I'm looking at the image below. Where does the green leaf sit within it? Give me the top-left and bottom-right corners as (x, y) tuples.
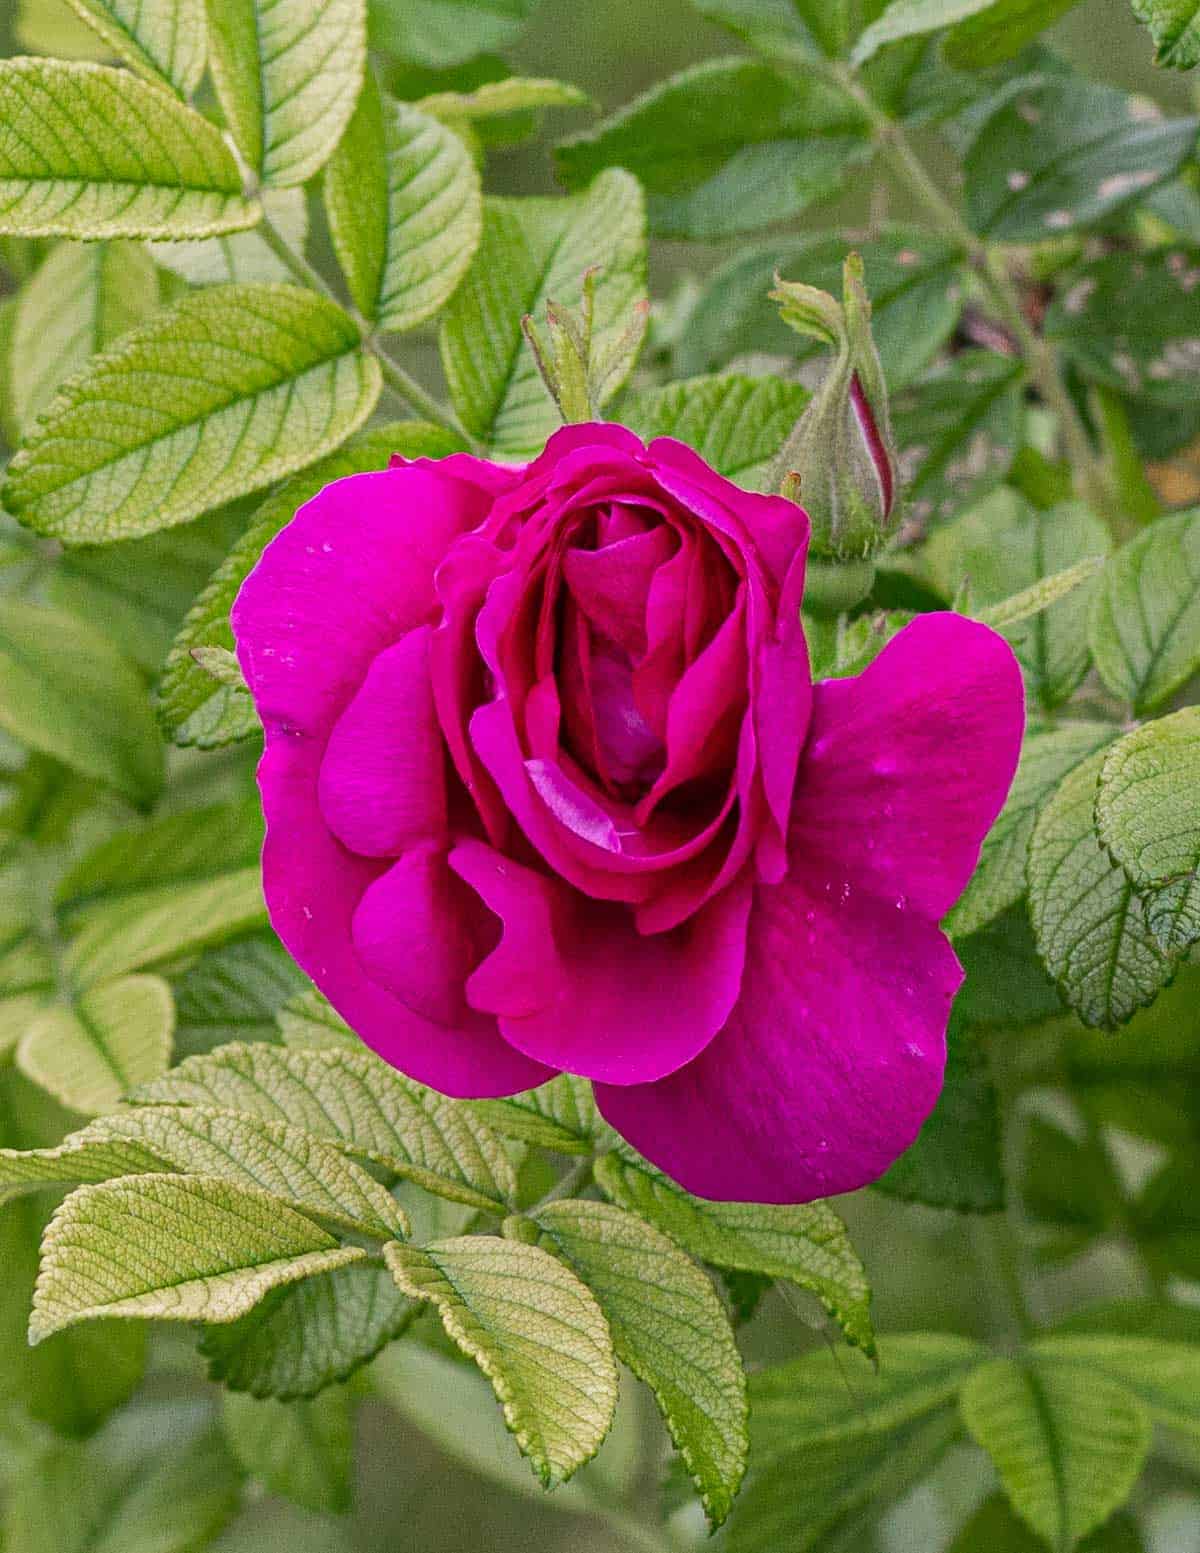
(3, 1401), (243, 1553)
(1022, 1117), (1121, 1264)
(200, 1260), (412, 1398)
(369, 0), (539, 69)
(0, 1063), (147, 1438)
(31, 1173), (367, 1341)
(948, 722), (1119, 939)
(1028, 750), (1172, 1028)
(157, 421), (458, 747)
(687, 0), (852, 60)
(1089, 507), (1200, 712)
(891, 351), (1023, 527)
(1098, 709), (1200, 872)
(876, 1011), (1003, 1212)
(925, 488), (1110, 706)
(955, 904), (1065, 1027)
(555, 59), (868, 239)
(959, 1355), (1152, 1551)
(977, 558), (1107, 634)
(0, 599), (164, 804)
(593, 1151), (873, 1353)
(0, 58), (258, 239)
(727, 1336), (981, 1552)
(170, 935), (305, 1057)
(133, 1042), (517, 1211)
(441, 169), (646, 458)
(942, 0), (1084, 66)
(676, 228), (963, 390)
(149, 186), (308, 287)
(16, 974), (174, 1115)
(0, 1104), (410, 1237)
(14, 0), (112, 59)
(418, 76), (589, 121)
(46, 503), (248, 677)
(964, 76), (1199, 241)
(383, 1235), (618, 1488)
(64, 869), (267, 986)
(1033, 1335), (1200, 1449)
(205, 0), (366, 188)
(66, 0), (207, 95)
(619, 375), (809, 491)
(949, 1497), (1146, 1553)
(325, 78), (482, 331)
(9, 241), (159, 434)
(535, 1197), (747, 1525)
(276, 987), (360, 1049)
(1096, 711), (1200, 951)
(222, 1389), (353, 1513)
(1045, 249), (1200, 409)
(3, 283), (382, 544)
(852, 0), (1000, 65)
(750, 1333), (984, 1451)
(470, 1074), (597, 1155)
(1132, 0), (1200, 66)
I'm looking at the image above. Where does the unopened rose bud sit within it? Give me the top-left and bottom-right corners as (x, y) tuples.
(769, 253), (899, 564)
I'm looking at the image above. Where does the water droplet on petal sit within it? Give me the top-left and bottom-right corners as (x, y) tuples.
(895, 893), (907, 911)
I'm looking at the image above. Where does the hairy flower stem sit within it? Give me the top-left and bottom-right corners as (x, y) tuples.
(255, 211), (480, 451)
(811, 64), (1125, 533)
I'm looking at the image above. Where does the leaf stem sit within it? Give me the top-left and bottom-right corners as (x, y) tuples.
(529, 1157), (595, 1212)
(255, 209), (481, 451)
(814, 63), (1123, 530)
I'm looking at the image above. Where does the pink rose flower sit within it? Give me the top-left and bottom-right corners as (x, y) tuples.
(233, 424), (1023, 1204)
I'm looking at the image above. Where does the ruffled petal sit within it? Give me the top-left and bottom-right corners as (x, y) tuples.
(595, 874), (958, 1202)
(450, 840), (752, 1085)
(234, 459), (548, 1099)
(789, 613), (1024, 919)
(234, 461), (513, 741)
(318, 626), (446, 857)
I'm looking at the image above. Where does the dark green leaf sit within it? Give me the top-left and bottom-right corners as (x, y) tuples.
(1046, 248), (1200, 409)
(555, 60), (869, 239)
(946, 722), (1118, 939)
(369, 0), (539, 69)
(964, 76), (1199, 241)
(1089, 506), (1200, 712)
(876, 1011), (1003, 1211)
(1028, 749), (1173, 1027)
(200, 1261), (413, 1398)
(222, 1389), (353, 1513)
(892, 351), (1023, 528)
(942, 0), (1084, 66)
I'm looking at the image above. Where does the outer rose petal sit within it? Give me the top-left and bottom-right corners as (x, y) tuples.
(595, 876), (958, 1201)
(449, 840), (753, 1085)
(233, 460), (549, 1098)
(319, 626), (447, 856)
(596, 613), (1024, 1202)
(790, 613), (1024, 919)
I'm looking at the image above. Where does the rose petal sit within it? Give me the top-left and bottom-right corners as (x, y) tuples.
(790, 613), (1024, 919)
(596, 874), (958, 1202)
(234, 461), (512, 741)
(234, 458), (548, 1098)
(318, 626), (447, 857)
(450, 840), (753, 1085)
